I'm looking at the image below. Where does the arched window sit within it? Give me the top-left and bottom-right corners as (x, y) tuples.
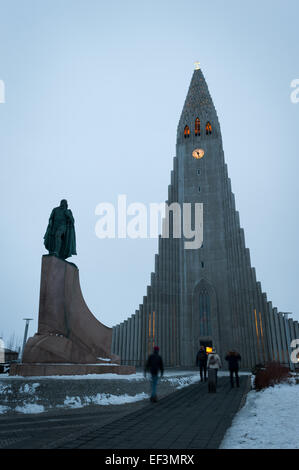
(199, 289), (211, 336)
(195, 118), (200, 136)
(184, 125), (190, 138)
(206, 121), (212, 135)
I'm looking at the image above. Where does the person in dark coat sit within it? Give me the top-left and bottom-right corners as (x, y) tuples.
(144, 346), (164, 402)
(225, 350), (241, 388)
(196, 346), (208, 381)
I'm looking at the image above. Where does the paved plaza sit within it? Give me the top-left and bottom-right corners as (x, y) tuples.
(0, 375), (250, 449)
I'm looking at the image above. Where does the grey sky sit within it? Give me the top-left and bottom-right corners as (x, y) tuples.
(0, 0), (298, 345)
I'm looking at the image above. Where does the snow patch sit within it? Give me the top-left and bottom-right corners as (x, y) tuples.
(62, 392), (149, 409)
(220, 382), (299, 449)
(0, 405), (9, 414)
(19, 383), (40, 394)
(164, 375), (201, 389)
(0, 384), (12, 394)
(15, 403), (45, 414)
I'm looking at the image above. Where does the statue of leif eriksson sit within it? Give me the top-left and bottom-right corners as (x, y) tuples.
(44, 199), (77, 259)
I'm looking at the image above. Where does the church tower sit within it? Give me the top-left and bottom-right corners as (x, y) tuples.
(111, 66), (298, 369)
(176, 66), (231, 365)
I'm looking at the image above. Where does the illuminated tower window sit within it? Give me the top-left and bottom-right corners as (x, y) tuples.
(195, 118), (201, 136)
(206, 121), (212, 135)
(184, 125), (190, 138)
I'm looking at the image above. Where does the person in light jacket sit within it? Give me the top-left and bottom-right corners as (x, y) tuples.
(207, 348), (222, 384)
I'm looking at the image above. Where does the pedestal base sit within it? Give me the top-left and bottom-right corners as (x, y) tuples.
(9, 362), (135, 377)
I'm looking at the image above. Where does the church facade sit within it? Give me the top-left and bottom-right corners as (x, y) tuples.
(111, 67), (299, 369)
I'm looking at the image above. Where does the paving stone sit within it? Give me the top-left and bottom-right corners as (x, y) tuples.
(55, 376), (250, 449)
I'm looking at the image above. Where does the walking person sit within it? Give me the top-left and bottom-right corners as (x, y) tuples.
(225, 350), (241, 388)
(144, 346), (164, 402)
(207, 348), (222, 392)
(196, 346), (208, 381)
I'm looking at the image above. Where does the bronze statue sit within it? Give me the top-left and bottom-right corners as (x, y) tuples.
(44, 199), (77, 259)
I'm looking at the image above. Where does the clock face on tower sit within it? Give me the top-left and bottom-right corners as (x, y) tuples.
(192, 148), (205, 159)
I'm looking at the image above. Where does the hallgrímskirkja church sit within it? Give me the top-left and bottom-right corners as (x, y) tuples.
(111, 66), (298, 369)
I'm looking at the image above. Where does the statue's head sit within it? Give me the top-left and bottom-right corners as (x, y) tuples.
(60, 199), (68, 209)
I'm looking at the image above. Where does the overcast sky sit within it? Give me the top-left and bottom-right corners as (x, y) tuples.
(0, 0), (298, 346)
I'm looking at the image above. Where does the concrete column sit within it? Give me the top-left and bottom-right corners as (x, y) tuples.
(168, 211), (173, 366)
(133, 312), (138, 366)
(245, 250), (258, 367)
(119, 322), (124, 364)
(283, 314), (293, 370)
(151, 273), (156, 350)
(278, 313), (288, 365)
(229, 194), (242, 356)
(156, 254), (163, 355)
(131, 314), (136, 364)
(238, 228), (251, 368)
(173, 158), (180, 365)
(139, 304), (145, 365)
(123, 320), (128, 365)
(112, 325), (117, 356)
(174, 237), (180, 366)
(273, 308), (283, 363)
(267, 302), (278, 362)
(129, 314), (135, 365)
(111, 326), (116, 355)
(138, 309), (143, 366)
(289, 319), (296, 342)
(135, 310), (140, 365)
(144, 295), (150, 359)
(251, 269), (262, 364)
(167, 228), (173, 366)
(117, 324), (121, 357)
(235, 217), (249, 367)
(225, 185), (237, 353)
(161, 237), (168, 365)
(164, 236), (170, 367)
(147, 286), (153, 355)
(262, 293), (272, 362)
(150, 275), (156, 349)
(128, 318), (132, 364)
(126, 318), (131, 364)
(256, 282), (267, 363)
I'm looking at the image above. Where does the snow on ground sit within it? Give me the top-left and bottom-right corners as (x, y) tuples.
(220, 381), (299, 449)
(14, 403), (45, 414)
(0, 370), (248, 381)
(0, 370), (200, 381)
(0, 370), (249, 415)
(62, 392), (149, 409)
(0, 370), (205, 415)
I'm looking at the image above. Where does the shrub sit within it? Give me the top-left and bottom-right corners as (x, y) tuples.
(254, 361), (290, 391)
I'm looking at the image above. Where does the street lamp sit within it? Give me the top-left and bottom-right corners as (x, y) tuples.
(20, 318), (33, 362)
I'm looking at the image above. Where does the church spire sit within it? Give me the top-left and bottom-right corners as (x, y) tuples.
(177, 66), (220, 144)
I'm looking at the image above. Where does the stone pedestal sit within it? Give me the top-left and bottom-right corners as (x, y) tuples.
(9, 363), (136, 377)
(10, 255), (134, 376)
